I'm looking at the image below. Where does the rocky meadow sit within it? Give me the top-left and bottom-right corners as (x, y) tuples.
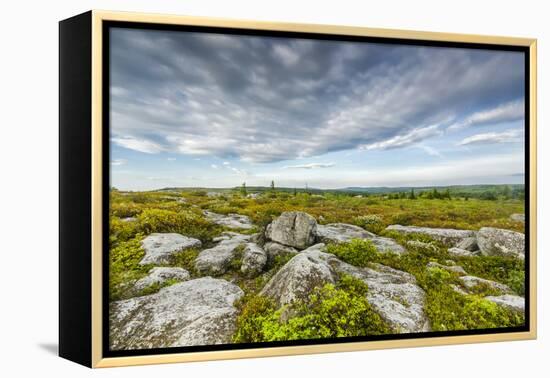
(108, 186), (526, 350)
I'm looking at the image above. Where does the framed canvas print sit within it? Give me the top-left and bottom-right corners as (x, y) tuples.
(59, 10), (537, 368)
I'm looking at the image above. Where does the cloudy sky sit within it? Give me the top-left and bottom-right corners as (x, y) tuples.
(109, 27), (525, 190)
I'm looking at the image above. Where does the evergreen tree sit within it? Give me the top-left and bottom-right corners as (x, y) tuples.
(409, 188), (416, 200)
(240, 182), (247, 196)
(270, 180), (275, 191)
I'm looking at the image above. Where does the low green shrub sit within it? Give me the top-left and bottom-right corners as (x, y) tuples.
(233, 275), (390, 342)
(109, 235), (149, 301)
(353, 214), (384, 234)
(327, 239), (380, 267)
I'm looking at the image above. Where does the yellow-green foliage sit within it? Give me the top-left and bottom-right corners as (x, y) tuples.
(109, 235), (149, 301)
(233, 275), (390, 342)
(325, 239), (525, 331)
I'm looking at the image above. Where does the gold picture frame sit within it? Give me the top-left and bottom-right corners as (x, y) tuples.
(59, 9), (537, 368)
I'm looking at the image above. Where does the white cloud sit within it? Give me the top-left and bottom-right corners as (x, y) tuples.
(458, 128), (523, 146)
(110, 159), (127, 166)
(166, 157), (176, 161)
(223, 161), (230, 165)
(284, 162), (335, 169)
(362, 125), (442, 151)
(112, 136), (164, 154)
(210, 164), (219, 169)
(272, 44), (299, 66)
(417, 145), (442, 157)
(450, 100), (524, 130)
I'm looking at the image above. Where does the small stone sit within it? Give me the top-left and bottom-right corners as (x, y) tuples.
(427, 261), (467, 275)
(133, 267), (190, 292)
(485, 295), (525, 313)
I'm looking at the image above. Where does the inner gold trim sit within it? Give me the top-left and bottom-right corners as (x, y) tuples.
(90, 9), (537, 368)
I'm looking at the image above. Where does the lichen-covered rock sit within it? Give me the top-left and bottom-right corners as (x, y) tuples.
(203, 210), (253, 229)
(265, 211), (318, 249)
(260, 248), (337, 306)
(133, 267), (190, 292)
(316, 223), (375, 243)
(263, 242), (299, 263)
(241, 243), (267, 277)
(385, 225), (475, 246)
(370, 237), (407, 255)
(426, 261), (466, 275)
(509, 213), (525, 223)
(139, 233), (202, 265)
(476, 227), (525, 259)
(447, 247), (480, 257)
(485, 295), (525, 313)
(406, 240), (438, 253)
(261, 245), (428, 333)
(459, 276), (513, 294)
(195, 233), (249, 275)
(109, 277), (244, 350)
(337, 262), (428, 333)
(455, 237), (479, 252)
(316, 223), (405, 254)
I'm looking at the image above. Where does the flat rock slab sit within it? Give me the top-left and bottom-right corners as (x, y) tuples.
(476, 227), (525, 260)
(133, 267), (190, 292)
(195, 233), (251, 275)
(266, 211), (318, 249)
(485, 295), (525, 313)
(317, 223), (405, 255)
(204, 211), (253, 229)
(386, 225), (475, 246)
(109, 277), (244, 350)
(459, 275), (512, 294)
(140, 233), (202, 265)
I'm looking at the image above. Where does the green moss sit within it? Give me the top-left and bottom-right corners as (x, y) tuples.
(327, 239), (380, 267)
(233, 275), (390, 343)
(172, 248), (200, 277)
(109, 235), (149, 301)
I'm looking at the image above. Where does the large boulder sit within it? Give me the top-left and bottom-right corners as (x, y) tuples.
(316, 223), (375, 243)
(485, 295), (525, 313)
(139, 233), (202, 265)
(337, 262), (428, 333)
(133, 267), (190, 292)
(260, 244), (428, 333)
(476, 227), (525, 259)
(263, 242), (299, 264)
(195, 233), (251, 275)
(385, 225), (475, 246)
(455, 237), (479, 252)
(316, 223), (405, 255)
(260, 245), (337, 306)
(109, 277), (244, 350)
(265, 211), (318, 249)
(203, 210), (253, 229)
(241, 243), (268, 277)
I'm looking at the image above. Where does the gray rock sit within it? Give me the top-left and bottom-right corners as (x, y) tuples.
(338, 262), (428, 333)
(406, 240), (438, 253)
(316, 223), (376, 243)
(385, 225), (475, 246)
(109, 277), (244, 350)
(261, 246), (428, 333)
(241, 243), (267, 277)
(459, 276), (512, 294)
(485, 295), (525, 313)
(426, 261), (466, 275)
(263, 242), (299, 263)
(509, 213), (525, 223)
(212, 231), (252, 243)
(204, 210), (253, 230)
(316, 223), (405, 255)
(455, 237), (479, 252)
(265, 211), (318, 249)
(140, 233), (202, 265)
(195, 234), (248, 275)
(133, 267), (190, 292)
(447, 247), (480, 257)
(477, 227), (525, 259)
(260, 248), (337, 306)
(370, 237), (407, 255)
(121, 217), (137, 222)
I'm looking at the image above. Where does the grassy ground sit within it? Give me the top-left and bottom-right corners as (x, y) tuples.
(108, 188), (525, 337)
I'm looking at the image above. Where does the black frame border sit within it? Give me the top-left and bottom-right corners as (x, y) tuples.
(101, 20), (531, 359)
